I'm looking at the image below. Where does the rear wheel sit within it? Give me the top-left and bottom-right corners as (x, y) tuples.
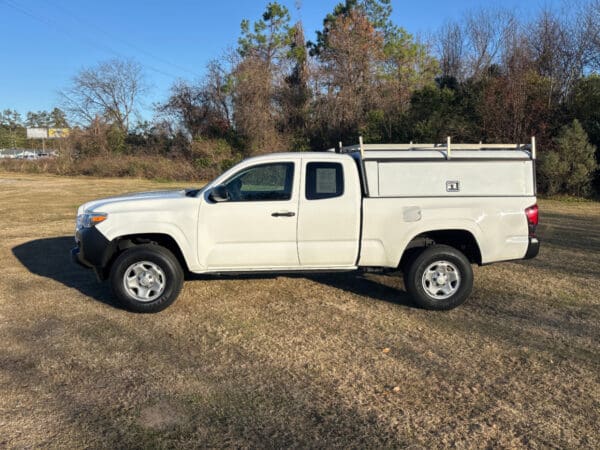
(404, 244), (473, 310)
(109, 245), (183, 313)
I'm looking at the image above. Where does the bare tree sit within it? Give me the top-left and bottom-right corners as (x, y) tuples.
(571, 0), (600, 80)
(233, 2), (294, 154)
(204, 60), (233, 127)
(233, 54), (281, 153)
(435, 8), (517, 81)
(588, 0), (600, 70)
(528, 2), (599, 101)
(464, 8), (515, 79)
(313, 9), (385, 141)
(158, 59), (233, 140)
(61, 58), (147, 131)
(437, 21), (466, 81)
(279, 21), (311, 148)
(530, 9), (565, 78)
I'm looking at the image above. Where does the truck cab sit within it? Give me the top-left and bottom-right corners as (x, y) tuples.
(198, 152), (361, 271)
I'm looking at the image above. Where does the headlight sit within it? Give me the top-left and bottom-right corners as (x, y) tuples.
(76, 212), (108, 230)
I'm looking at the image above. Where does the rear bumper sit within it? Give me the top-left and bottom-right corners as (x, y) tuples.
(524, 236), (540, 260)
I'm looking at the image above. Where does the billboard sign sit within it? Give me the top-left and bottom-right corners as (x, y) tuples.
(48, 128), (70, 139)
(26, 128), (70, 139)
(26, 128), (48, 139)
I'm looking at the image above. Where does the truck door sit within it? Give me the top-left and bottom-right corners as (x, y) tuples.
(297, 158), (361, 267)
(199, 160), (300, 270)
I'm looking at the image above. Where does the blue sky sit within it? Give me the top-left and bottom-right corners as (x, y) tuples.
(0, 0), (563, 120)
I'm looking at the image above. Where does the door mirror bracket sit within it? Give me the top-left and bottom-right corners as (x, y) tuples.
(209, 184), (230, 202)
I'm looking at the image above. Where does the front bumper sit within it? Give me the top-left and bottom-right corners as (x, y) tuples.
(71, 246), (93, 268)
(71, 227), (115, 278)
(524, 236), (540, 259)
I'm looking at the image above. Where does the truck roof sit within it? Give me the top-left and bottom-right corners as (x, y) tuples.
(240, 151), (351, 163)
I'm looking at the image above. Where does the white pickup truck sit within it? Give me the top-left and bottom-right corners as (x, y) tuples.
(72, 139), (540, 312)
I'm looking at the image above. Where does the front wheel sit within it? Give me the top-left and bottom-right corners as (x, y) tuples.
(404, 244), (473, 310)
(109, 245), (184, 313)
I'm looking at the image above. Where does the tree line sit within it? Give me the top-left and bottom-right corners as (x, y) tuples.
(1, 0), (599, 196)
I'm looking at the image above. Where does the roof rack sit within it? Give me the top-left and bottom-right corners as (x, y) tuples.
(338, 136), (536, 160)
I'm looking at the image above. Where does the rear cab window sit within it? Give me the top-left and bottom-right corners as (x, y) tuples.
(306, 162), (344, 200)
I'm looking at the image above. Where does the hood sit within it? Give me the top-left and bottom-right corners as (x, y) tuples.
(78, 189), (194, 214)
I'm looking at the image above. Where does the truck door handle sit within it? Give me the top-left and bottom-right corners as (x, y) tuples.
(271, 211), (296, 217)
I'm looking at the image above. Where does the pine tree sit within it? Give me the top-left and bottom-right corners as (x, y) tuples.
(540, 119), (597, 196)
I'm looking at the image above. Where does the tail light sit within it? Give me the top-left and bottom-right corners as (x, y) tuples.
(525, 204), (538, 236)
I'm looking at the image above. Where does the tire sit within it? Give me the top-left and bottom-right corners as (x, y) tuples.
(403, 244), (473, 310)
(109, 244), (184, 313)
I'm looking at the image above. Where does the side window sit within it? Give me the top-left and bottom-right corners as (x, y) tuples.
(224, 162), (294, 201)
(306, 162), (344, 200)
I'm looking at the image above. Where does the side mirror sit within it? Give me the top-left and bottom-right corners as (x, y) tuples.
(209, 184), (230, 202)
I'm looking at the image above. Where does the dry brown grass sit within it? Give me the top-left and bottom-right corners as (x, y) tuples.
(0, 155), (204, 182)
(0, 172), (598, 448)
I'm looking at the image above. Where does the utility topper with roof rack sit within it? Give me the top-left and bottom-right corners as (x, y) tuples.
(72, 137), (540, 312)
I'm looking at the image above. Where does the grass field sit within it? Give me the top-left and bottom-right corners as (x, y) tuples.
(1, 172), (599, 448)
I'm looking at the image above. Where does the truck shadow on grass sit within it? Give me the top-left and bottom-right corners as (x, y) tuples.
(13, 236), (414, 310)
(189, 271), (415, 307)
(12, 236), (116, 308)
(306, 272), (414, 307)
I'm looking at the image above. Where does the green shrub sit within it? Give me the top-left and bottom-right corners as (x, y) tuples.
(539, 120), (598, 197)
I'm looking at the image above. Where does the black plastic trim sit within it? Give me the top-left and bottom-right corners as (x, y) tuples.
(207, 268), (358, 276)
(362, 157), (533, 163)
(354, 197), (365, 266)
(349, 152), (369, 197)
(72, 227), (115, 271)
(524, 237), (540, 259)
(369, 195), (535, 199)
(71, 246), (92, 268)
